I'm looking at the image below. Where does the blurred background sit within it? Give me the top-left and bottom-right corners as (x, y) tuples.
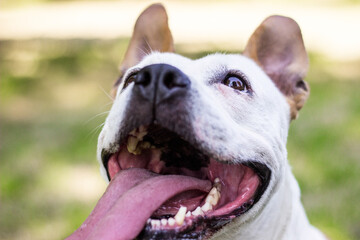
(0, 0), (359, 239)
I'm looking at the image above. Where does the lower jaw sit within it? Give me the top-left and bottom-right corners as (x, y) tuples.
(139, 199), (255, 240)
(106, 157), (266, 239)
(139, 179), (258, 239)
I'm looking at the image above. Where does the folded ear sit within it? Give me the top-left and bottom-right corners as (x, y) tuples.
(244, 16), (309, 120)
(113, 4), (174, 94)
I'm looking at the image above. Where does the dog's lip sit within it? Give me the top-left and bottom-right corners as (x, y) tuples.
(100, 125), (271, 239)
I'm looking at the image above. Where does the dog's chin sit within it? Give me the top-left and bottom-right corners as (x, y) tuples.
(100, 124), (271, 239)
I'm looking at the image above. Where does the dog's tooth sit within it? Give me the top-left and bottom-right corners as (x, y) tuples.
(211, 193), (220, 206)
(209, 187), (218, 196)
(205, 195), (215, 205)
(186, 211), (191, 218)
(214, 180), (222, 193)
(129, 128), (137, 136)
(137, 131), (147, 140)
(161, 219), (168, 226)
(127, 136), (139, 154)
(129, 125), (148, 140)
(151, 220), (160, 228)
(201, 202), (213, 212)
(139, 125), (147, 135)
(174, 206), (187, 226)
(192, 206), (204, 216)
(213, 178), (222, 193)
(140, 141), (151, 149)
(206, 187), (220, 206)
(168, 217), (175, 226)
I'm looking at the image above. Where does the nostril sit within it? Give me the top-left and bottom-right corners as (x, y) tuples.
(135, 71), (151, 87)
(163, 72), (176, 89)
(163, 72), (189, 90)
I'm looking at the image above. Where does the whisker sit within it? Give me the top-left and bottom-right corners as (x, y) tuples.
(84, 111), (110, 125)
(144, 38), (154, 53)
(98, 85), (114, 101)
(137, 46), (150, 57)
(87, 122), (105, 140)
(103, 101), (114, 107)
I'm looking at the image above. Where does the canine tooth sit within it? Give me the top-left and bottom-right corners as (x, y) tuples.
(206, 187), (220, 206)
(213, 178), (222, 193)
(174, 206), (187, 225)
(206, 195), (214, 204)
(127, 136), (139, 153)
(168, 217), (175, 226)
(201, 202), (213, 212)
(161, 219), (168, 226)
(208, 194), (219, 206)
(192, 206), (204, 216)
(186, 211), (191, 218)
(209, 187), (218, 196)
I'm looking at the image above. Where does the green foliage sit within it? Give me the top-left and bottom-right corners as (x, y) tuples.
(0, 39), (359, 240)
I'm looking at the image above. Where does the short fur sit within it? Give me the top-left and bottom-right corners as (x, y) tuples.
(96, 4), (326, 240)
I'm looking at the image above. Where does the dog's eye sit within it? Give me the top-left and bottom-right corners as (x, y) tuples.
(123, 73), (137, 89)
(222, 75), (247, 91)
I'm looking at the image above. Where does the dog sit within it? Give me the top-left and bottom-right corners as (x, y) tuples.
(67, 4), (327, 240)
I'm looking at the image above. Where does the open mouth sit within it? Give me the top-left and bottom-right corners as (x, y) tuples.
(101, 124), (271, 239)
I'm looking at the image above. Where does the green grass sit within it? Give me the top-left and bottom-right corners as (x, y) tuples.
(0, 39), (359, 240)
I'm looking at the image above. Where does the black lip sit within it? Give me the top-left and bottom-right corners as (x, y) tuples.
(244, 162), (271, 204)
(101, 149), (114, 181)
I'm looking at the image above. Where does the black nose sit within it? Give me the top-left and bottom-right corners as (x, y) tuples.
(133, 64), (190, 105)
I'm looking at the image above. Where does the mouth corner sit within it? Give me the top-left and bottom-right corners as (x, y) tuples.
(100, 124), (271, 239)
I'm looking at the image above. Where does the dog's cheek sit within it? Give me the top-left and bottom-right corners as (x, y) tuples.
(212, 84), (253, 120)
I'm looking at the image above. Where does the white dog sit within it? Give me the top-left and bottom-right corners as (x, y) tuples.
(68, 4), (327, 240)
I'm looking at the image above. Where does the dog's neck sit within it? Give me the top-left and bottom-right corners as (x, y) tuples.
(212, 163), (325, 240)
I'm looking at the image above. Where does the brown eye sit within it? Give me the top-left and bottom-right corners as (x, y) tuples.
(222, 75), (247, 91)
(123, 73), (137, 89)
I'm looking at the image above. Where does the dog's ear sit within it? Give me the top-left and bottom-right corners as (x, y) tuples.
(244, 16), (309, 120)
(113, 4), (174, 95)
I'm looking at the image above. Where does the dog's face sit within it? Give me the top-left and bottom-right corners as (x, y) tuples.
(68, 4), (309, 240)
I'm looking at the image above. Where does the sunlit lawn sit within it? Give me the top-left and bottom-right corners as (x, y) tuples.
(0, 39), (359, 240)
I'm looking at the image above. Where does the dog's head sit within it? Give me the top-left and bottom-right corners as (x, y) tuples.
(70, 4), (309, 240)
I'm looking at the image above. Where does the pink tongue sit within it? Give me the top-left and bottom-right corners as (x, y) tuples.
(67, 168), (211, 240)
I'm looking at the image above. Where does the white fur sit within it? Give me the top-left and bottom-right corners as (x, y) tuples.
(97, 52), (327, 240)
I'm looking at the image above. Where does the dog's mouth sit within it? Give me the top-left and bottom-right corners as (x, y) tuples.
(99, 124), (271, 239)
